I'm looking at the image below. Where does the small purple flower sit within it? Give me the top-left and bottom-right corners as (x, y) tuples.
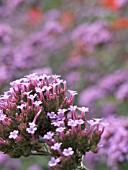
(9, 130), (19, 139)
(48, 157), (61, 167)
(78, 107), (89, 112)
(76, 119), (84, 125)
(51, 142), (62, 150)
(67, 119), (77, 127)
(58, 109), (67, 114)
(43, 131), (54, 140)
(56, 127), (66, 133)
(26, 126), (37, 134)
(47, 112), (57, 119)
(26, 122), (37, 134)
(69, 105), (77, 111)
(87, 118), (103, 126)
(63, 147), (74, 156)
(57, 111), (65, 121)
(51, 120), (64, 127)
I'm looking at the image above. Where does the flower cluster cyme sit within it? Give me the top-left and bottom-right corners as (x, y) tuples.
(98, 115), (128, 170)
(0, 73), (105, 169)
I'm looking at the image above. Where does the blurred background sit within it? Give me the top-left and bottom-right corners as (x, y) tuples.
(0, 0), (128, 170)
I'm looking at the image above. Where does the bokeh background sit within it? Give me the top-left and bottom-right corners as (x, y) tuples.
(0, 0), (128, 170)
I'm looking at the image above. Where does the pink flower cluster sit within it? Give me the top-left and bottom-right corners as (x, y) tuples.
(0, 73), (70, 157)
(42, 106), (105, 169)
(0, 73), (105, 169)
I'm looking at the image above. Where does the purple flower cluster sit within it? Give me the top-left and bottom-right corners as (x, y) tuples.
(99, 70), (128, 92)
(78, 69), (128, 115)
(98, 115), (128, 170)
(0, 73), (105, 170)
(42, 106), (105, 169)
(72, 21), (112, 52)
(0, 73), (71, 157)
(115, 83), (128, 101)
(79, 86), (105, 106)
(0, 6), (66, 90)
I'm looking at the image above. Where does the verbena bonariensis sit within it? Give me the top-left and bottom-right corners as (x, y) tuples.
(97, 115), (128, 170)
(0, 73), (106, 170)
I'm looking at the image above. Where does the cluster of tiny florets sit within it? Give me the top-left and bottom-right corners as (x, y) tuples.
(0, 73), (73, 157)
(98, 115), (128, 170)
(0, 73), (105, 170)
(43, 106), (106, 170)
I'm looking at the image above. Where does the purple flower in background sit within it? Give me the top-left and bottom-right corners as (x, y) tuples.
(99, 70), (128, 92)
(65, 71), (81, 87)
(78, 86), (105, 105)
(44, 21), (64, 34)
(45, 9), (60, 21)
(0, 152), (21, 169)
(72, 21), (111, 51)
(101, 103), (117, 116)
(27, 164), (42, 170)
(0, 23), (12, 44)
(5, 158), (21, 170)
(115, 83), (128, 101)
(0, 152), (9, 164)
(97, 115), (128, 170)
